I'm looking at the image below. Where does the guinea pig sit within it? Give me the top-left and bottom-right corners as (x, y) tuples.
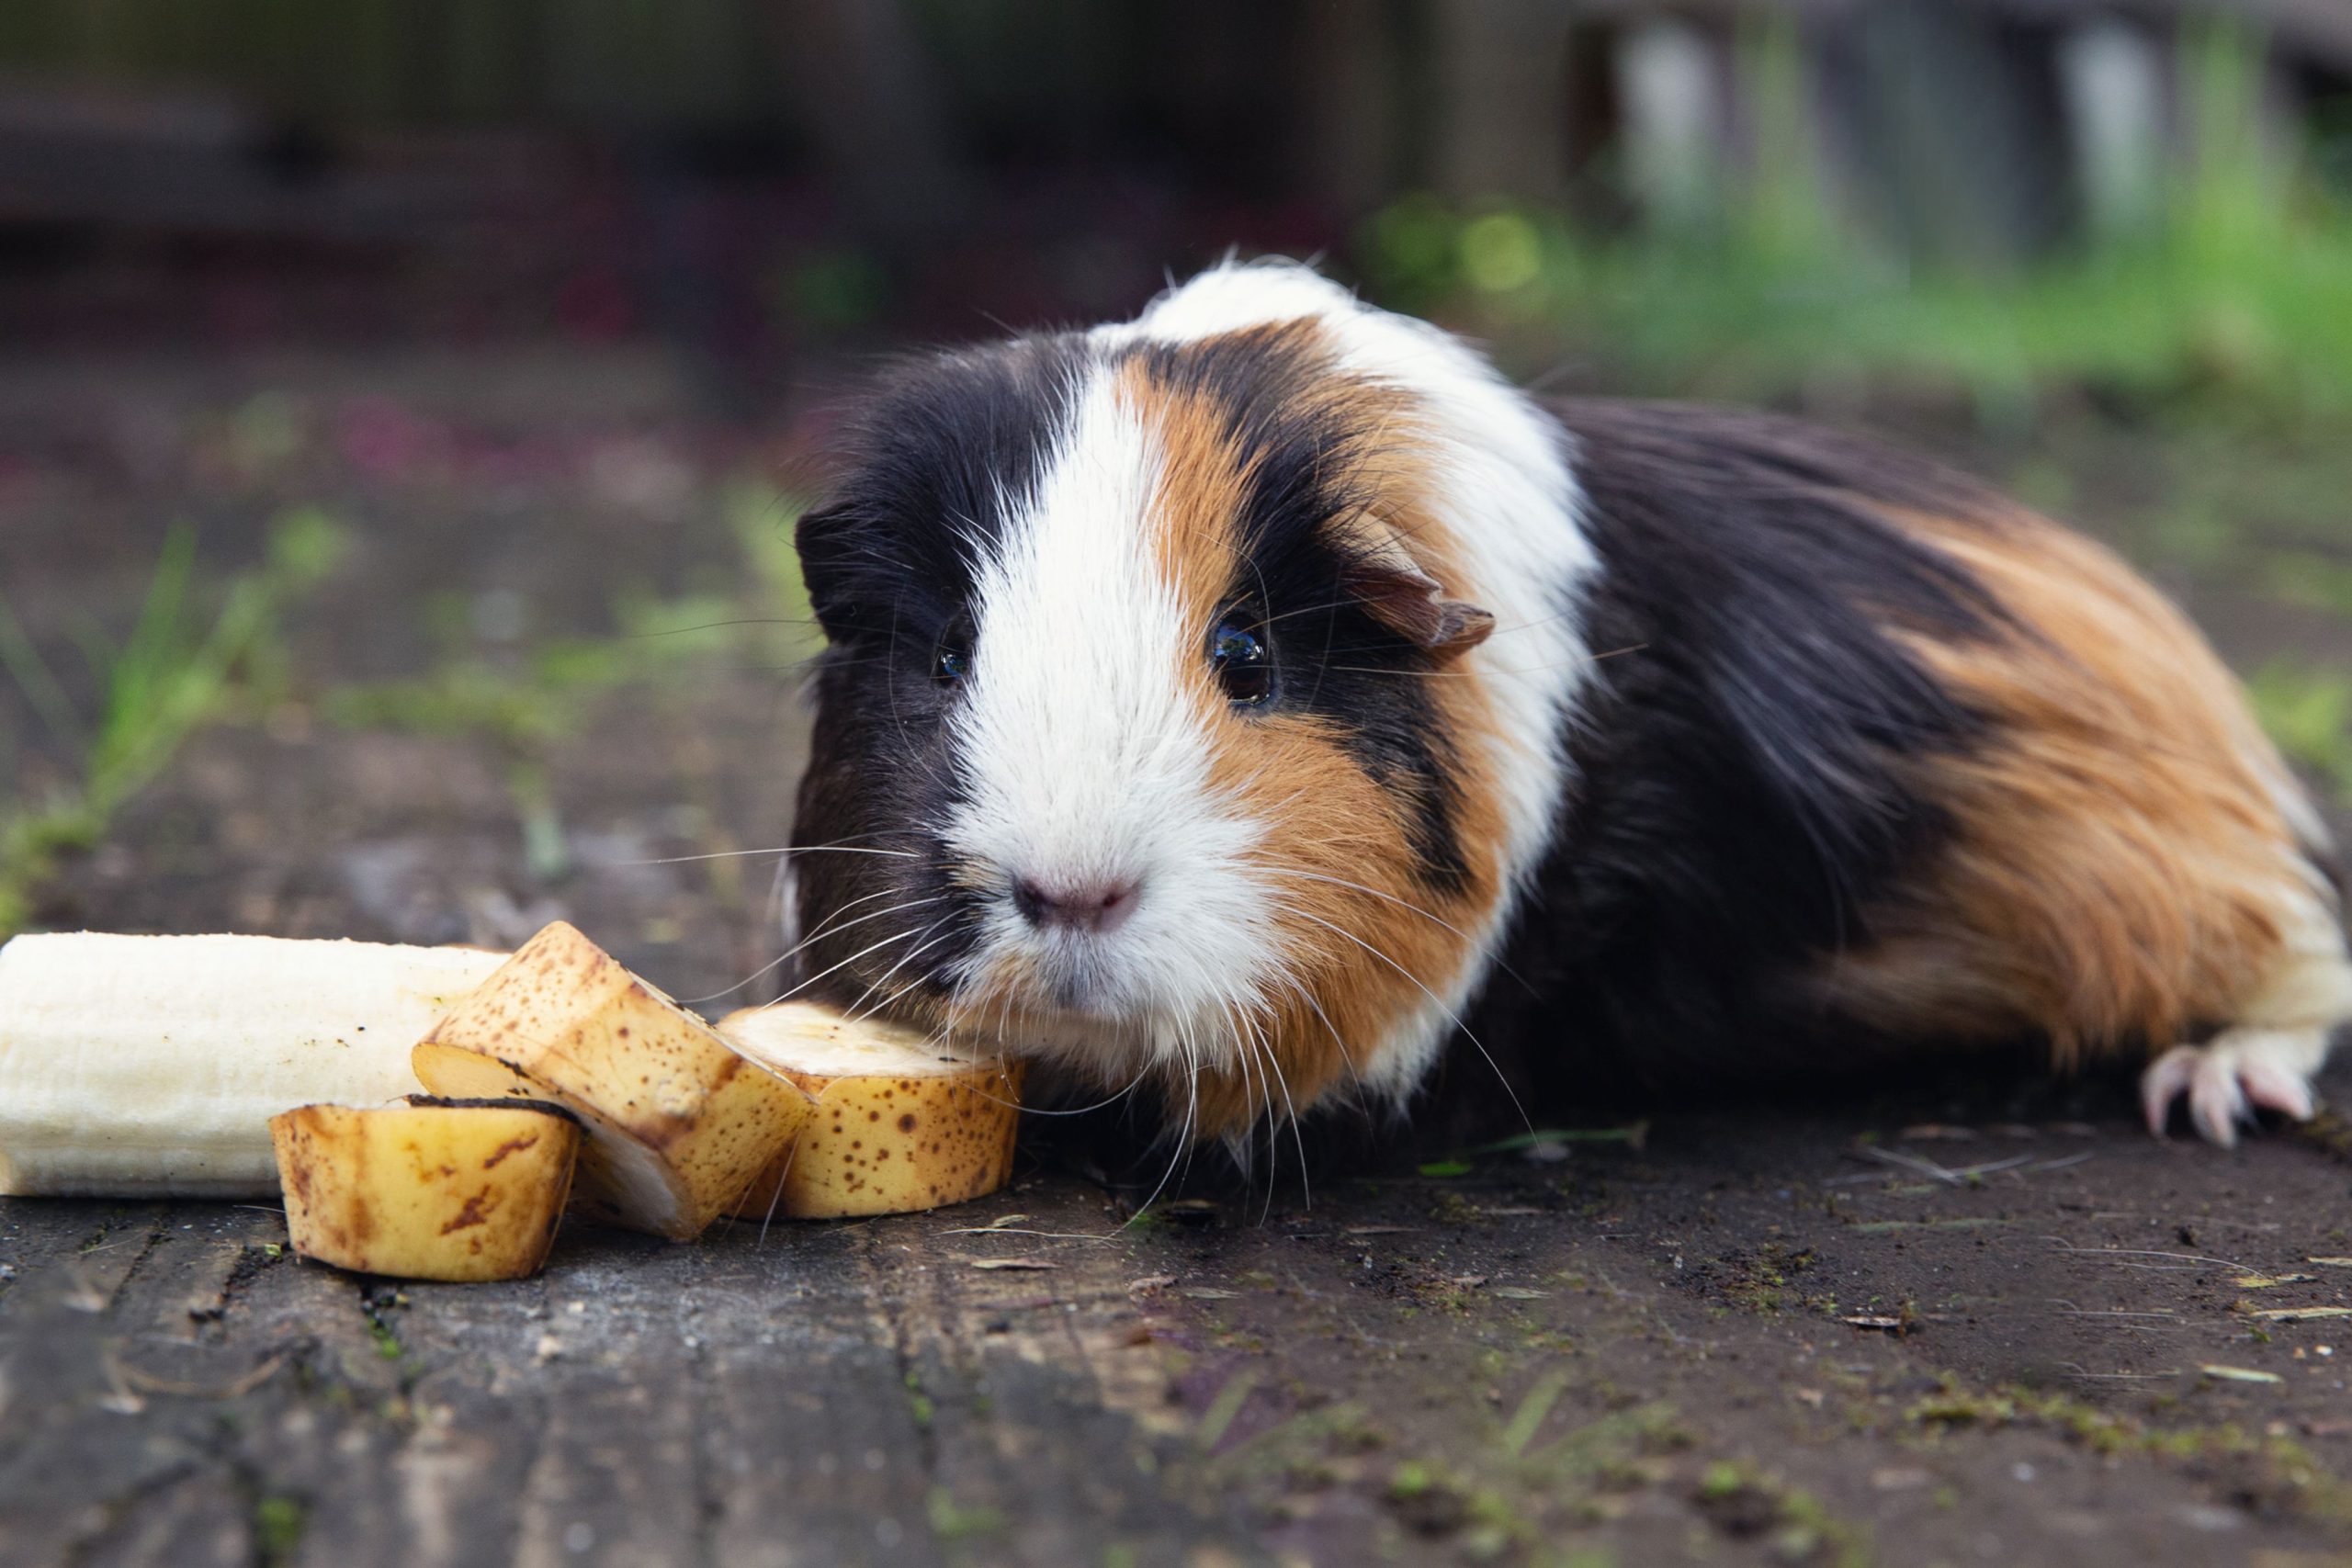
(782, 257), (2352, 1152)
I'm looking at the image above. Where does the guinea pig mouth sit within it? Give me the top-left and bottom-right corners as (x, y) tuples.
(949, 988), (1164, 1067)
(955, 932), (1148, 1027)
(1028, 953), (1127, 1016)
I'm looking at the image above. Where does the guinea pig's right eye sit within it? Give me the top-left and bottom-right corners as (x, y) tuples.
(933, 637), (972, 685)
(1208, 616), (1274, 706)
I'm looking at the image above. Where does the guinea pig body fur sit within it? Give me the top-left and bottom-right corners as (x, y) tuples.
(788, 258), (2352, 1149)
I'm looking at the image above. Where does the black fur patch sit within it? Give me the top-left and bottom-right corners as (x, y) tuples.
(1471, 400), (2013, 1102)
(790, 336), (1092, 1002)
(797, 337), (1091, 640)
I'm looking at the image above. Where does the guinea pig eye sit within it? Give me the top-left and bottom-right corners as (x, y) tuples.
(1207, 617), (1274, 706)
(933, 636), (972, 685)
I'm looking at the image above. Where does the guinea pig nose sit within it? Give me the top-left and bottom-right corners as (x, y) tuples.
(1012, 876), (1142, 935)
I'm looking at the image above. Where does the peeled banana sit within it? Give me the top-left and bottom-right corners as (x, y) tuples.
(0, 932), (507, 1197)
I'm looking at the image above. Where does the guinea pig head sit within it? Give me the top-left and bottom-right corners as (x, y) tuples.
(788, 265), (1579, 1140)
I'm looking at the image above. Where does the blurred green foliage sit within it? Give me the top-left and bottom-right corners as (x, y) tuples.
(318, 479), (816, 879)
(0, 479), (818, 929)
(321, 479), (816, 752)
(0, 509), (350, 934)
(319, 588), (744, 750)
(1356, 20), (2352, 426)
(2248, 663), (2352, 806)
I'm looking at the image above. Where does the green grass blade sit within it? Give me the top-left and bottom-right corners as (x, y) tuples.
(0, 592), (87, 753)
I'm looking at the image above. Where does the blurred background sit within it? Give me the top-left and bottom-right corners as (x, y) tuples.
(4, 0), (2351, 989)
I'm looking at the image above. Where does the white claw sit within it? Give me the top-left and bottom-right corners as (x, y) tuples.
(2140, 1030), (2328, 1147)
(2240, 1056), (2318, 1122)
(2188, 1064), (2248, 1148)
(2141, 1046), (2200, 1137)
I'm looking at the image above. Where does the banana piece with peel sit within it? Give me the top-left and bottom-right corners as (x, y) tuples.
(718, 1002), (1025, 1221)
(272, 1097), (582, 1282)
(412, 921), (817, 1239)
(0, 932), (508, 1198)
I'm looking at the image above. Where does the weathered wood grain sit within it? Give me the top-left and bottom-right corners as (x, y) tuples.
(70, 1469), (252, 1568)
(9, 1085), (2352, 1566)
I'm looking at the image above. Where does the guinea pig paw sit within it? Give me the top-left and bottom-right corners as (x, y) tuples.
(2140, 1033), (2323, 1146)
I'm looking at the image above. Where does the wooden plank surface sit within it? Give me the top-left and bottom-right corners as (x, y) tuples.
(10, 1091), (2352, 1566)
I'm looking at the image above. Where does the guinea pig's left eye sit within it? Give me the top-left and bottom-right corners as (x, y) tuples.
(1207, 617), (1274, 706)
(933, 630), (972, 685)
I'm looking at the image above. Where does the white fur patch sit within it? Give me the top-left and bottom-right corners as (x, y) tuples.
(941, 365), (1288, 1074)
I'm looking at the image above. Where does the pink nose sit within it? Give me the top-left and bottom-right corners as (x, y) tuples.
(1012, 876), (1141, 935)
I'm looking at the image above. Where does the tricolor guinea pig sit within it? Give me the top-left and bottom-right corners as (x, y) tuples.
(784, 258), (2352, 1151)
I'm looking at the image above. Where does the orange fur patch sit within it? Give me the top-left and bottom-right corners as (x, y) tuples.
(1117, 338), (1510, 1137)
(1818, 504), (2319, 1064)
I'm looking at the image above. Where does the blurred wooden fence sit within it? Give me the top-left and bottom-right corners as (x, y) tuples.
(0, 0), (2346, 262)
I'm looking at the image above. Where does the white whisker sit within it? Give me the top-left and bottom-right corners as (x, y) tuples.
(1285, 906), (1532, 1137)
(1128, 1020), (1200, 1224)
(841, 917), (957, 1026)
(680, 891), (941, 1006)
(624, 843), (918, 867)
(752, 923), (933, 1013)
(1266, 863), (1539, 998)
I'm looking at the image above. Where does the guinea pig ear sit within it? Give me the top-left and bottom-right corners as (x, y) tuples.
(792, 502), (859, 634)
(1336, 525), (1495, 660)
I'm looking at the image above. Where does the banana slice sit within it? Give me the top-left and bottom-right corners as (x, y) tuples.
(717, 1003), (1024, 1221)
(412, 922), (814, 1239)
(271, 1098), (580, 1282)
(0, 932), (507, 1198)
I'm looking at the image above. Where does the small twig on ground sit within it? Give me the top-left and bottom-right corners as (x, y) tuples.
(2045, 1240), (2264, 1273)
(939, 1225), (1118, 1240)
(1853, 1145), (2038, 1184)
(111, 1354), (285, 1400)
(2059, 1363), (2181, 1382)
